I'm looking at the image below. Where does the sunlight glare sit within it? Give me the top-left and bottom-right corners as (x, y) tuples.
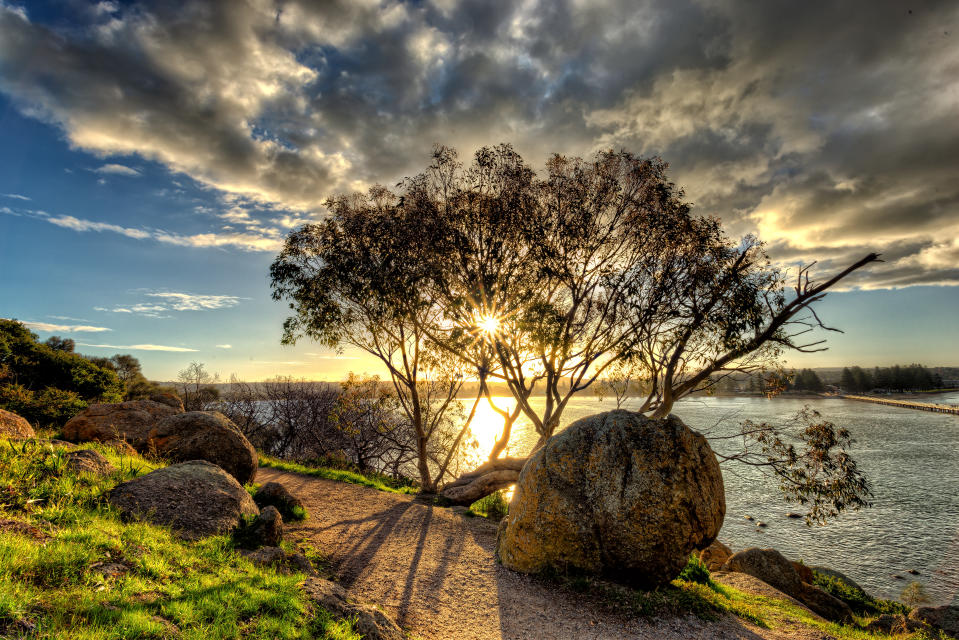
(477, 314), (500, 335)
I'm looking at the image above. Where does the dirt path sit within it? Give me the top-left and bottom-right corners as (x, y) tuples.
(258, 468), (821, 640)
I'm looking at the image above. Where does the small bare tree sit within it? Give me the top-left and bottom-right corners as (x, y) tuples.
(176, 361), (219, 411)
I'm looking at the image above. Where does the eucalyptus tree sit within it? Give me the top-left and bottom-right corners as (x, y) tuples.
(400, 145), (878, 509)
(270, 187), (477, 492)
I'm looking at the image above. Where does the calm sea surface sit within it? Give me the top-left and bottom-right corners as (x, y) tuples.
(475, 394), (959, 606)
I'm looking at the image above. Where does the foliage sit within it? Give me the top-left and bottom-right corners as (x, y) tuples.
(900, 581), (930, 607)
(270, 187), (477, 491)
(711, 407), (873, 524)
(790, 369), (824, 392)
(469, 490), (509, 519)
(0, 320), (124, 429)
(0, 439), (357, 639)
(0, 319), (123, 403)
(0, 383), (88, 431)
(840, 364), (944, 393)
(677, 553), (711, 585)
(811, 570), (909, 616)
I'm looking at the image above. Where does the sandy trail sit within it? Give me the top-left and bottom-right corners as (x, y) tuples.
(257, 467), (823, 640)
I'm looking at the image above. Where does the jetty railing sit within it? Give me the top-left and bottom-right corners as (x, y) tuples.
(840, 394), (959, 415)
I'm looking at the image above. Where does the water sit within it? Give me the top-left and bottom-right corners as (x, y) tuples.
(476, 394), (959, 606)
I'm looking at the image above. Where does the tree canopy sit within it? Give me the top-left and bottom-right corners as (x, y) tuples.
(271, 144), (878, 513)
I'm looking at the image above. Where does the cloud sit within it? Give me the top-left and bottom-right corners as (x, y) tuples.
(45, 214), (151, 240)
(13, 207), (282, 252)
(77, 342), (198, 352)
(15, 320), (112, 333)
(1, 193), (29, 200)
(94, 163), (140, 176)
(0, 0), (957, 288)
(216, 344), (232, 349)
(48, 315), (89, 322)
(145, 292), (244, 311)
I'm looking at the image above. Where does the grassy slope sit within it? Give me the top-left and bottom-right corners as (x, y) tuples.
(0, 440), (359, 640)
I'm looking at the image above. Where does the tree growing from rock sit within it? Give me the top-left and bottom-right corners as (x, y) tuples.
(271, 144), (879, 517)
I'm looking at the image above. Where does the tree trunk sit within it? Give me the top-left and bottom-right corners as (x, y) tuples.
(440, 456), (528, 505)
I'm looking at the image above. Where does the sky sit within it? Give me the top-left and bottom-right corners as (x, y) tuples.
(0, 0), (957, 381)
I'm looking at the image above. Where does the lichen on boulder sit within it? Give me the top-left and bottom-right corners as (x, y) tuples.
(0, 408), (35, 439)
(145, 411), (258, 484)
(108, 460), (258, 540)
(62, 400), (180, 446)
(496, 410), (725, 587)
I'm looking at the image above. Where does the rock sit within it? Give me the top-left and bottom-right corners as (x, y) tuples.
(710, 571), (809, 610)
(237, 505), (283, 548)
(90, 561), (129, 578)
(451, 505), (470, 516)
(302, 577), (404, 640)
(698, 540), (733, 571)
(254, 482), (306, 520)
(149, 392), (184, 412)
(0, 408), (34, 438)
(798, 581), (854, 623)
(744, 515), (754, 521)
(757, 521), (768, 527)
(893, 574), (904, 580)
(811, 566), (867, 595)
(146, 412), (258, 484)
(865, 614), (922, 635)
(791, 561), (814, 584)
(63, 400), (180, 446)
(722, 548), (852, 622)
(496, 410), (725, 587)
(240, 546), (317, 576)
(64, 449), (116, 475)
(785, 512), (802, 519)
(103, 439), (138, 456)
(907, 569), (920, 575)
(722, 548), (803, 596)
(108, 460), (258, 540)
(909, 605), (959, 638)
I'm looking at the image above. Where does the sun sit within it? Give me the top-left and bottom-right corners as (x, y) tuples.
(477, 314), (500, 335)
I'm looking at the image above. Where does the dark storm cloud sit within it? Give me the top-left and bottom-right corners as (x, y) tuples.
(0, 0), (956, 287)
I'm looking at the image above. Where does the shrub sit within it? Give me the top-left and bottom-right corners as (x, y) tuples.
(812, 570), (909, 616)
(0, 383), (88, 431)
(469, 490), (509, 520)
(678, 553), (711, 586)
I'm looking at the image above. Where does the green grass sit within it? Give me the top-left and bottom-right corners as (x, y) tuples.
(468, 490), (509, 519)
(547, 555), (935, 640)
(258, 454), (417, 495)
(0, 438), (360, 639)
(813, 569), (910, 616)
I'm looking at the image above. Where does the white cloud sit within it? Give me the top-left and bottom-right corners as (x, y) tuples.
(216, 344), (232, 349)
(48, 315), (90, 322)
(15, 320), (112, 333)
(46, 214), (151, 239)
(94, 163), (140, 176)
(77, 342), (198, 352)
(1, 193), (30, 200)
(145, 292), (244, 311)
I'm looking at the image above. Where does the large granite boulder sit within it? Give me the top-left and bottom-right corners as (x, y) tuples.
(109, 460), (258, 540)
(235, 505), (284, 549)
(722, 548), (853, 622)
(0, 408), (34, 438)
(910, 605), (959, 638)
(63, 400), (180, 445)
(496, 410), (725, 587)
(146, 412), (257, 484)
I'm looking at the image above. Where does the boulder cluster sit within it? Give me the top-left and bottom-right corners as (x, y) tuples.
(62, 397), (257, 484)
